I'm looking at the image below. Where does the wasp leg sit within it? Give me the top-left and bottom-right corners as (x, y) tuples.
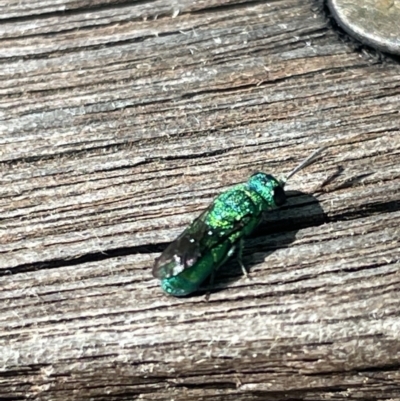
(203, 270), (215, 302)
(237, 238), (250, 278)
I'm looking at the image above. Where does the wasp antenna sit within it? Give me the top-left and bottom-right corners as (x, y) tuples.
(282, 146), (327, 185)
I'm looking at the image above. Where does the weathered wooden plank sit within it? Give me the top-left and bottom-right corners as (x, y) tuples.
(0, 0), (399, 400)
(1, 136), (399, 268)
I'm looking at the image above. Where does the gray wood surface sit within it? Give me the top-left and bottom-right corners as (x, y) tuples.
(1, 0), (399, 400)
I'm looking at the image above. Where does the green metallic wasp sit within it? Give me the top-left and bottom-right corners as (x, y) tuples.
(153, 147), (325, 296)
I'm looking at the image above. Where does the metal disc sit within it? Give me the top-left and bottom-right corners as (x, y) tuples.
(327, 0), (400, 55)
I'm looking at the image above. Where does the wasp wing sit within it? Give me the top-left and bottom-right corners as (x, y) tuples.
(153, 204), (251, 279)
(152, 208), (211, 279)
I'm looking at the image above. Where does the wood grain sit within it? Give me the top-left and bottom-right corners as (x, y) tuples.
(1, 0), (399, 400)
